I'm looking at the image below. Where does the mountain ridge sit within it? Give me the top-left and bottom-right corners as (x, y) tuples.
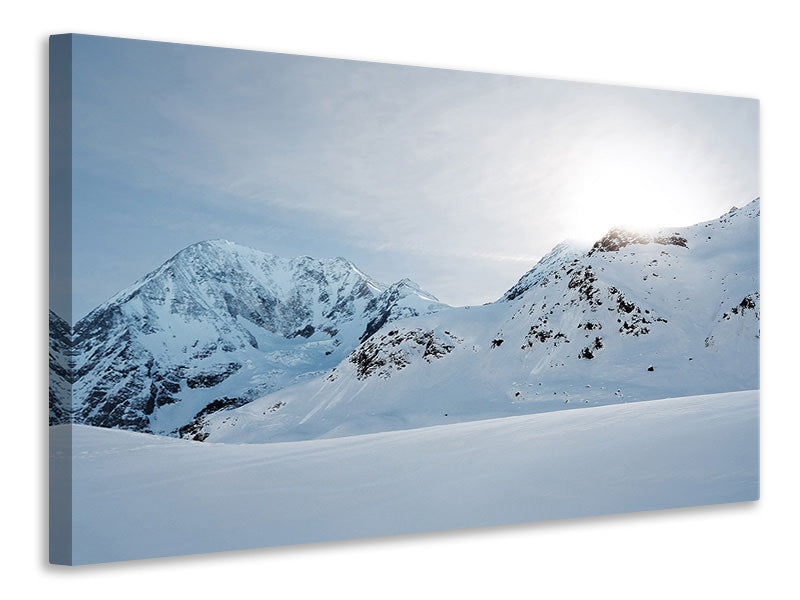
(194, 198), (759, 442)
(50, 199), (759, 441)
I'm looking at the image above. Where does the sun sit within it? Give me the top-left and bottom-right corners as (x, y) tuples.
(559, 143), (721, 243)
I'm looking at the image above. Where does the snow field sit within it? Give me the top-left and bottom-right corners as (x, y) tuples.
(56, 390), (758, 564)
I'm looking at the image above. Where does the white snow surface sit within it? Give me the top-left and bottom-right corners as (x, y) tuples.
(55, 390), (758, 565)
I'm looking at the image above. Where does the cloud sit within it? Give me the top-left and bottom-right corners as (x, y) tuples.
(70, 36), (758, 316)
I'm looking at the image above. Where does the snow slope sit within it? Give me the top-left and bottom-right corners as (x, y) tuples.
(54, 390), (758, 565)
(199, 200), (759, 442)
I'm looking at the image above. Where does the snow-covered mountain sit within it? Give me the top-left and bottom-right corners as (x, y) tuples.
(68, 240), (446, 435)
(49, 310), (73, 425)
(195, 199), (759, 443)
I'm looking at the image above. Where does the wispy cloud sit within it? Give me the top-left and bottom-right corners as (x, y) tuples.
(71, 36), (758, 316)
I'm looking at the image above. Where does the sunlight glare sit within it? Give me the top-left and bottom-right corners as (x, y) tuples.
(560, 145), (718, 244)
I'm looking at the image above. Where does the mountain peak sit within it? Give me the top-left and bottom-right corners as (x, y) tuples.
(390, 278), (440, 302)
(588, 227), (688, 255)
(170, 238), (272, 262)
(501, 198), (760, 304)
(501, 240), (587, 302)
(70, 240), (450, 435)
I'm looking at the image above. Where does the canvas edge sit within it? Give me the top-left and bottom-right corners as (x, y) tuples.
(49, 32), (74, 566)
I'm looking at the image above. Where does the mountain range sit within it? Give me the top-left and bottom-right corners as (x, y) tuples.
(50, 241), (445, 434)
(49, 199), (760, 441)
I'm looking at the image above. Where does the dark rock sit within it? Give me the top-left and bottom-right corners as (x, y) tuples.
(185, 363), (242, 389)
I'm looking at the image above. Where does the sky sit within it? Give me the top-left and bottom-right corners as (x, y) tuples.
(68, 34), (758, 320)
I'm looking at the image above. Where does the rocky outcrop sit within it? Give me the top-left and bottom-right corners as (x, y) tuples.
(588, 228), (688, 255)
(49, 310), (73, 425)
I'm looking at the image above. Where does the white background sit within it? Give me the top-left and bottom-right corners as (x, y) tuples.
(2, 1), (797, 597)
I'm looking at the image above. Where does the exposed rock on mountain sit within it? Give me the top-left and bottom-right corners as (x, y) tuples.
(588, 228), (688, 254)
(49, 310), (73, 425)
(501, 240), (586, 302)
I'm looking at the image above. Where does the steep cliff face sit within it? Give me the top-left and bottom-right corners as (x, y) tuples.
(49, 310), (73, 425)
(70, 240), (446, 435)
(196, 199), (759, 443)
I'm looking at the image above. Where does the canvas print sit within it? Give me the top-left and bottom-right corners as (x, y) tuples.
(49, 34), (759, 565)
